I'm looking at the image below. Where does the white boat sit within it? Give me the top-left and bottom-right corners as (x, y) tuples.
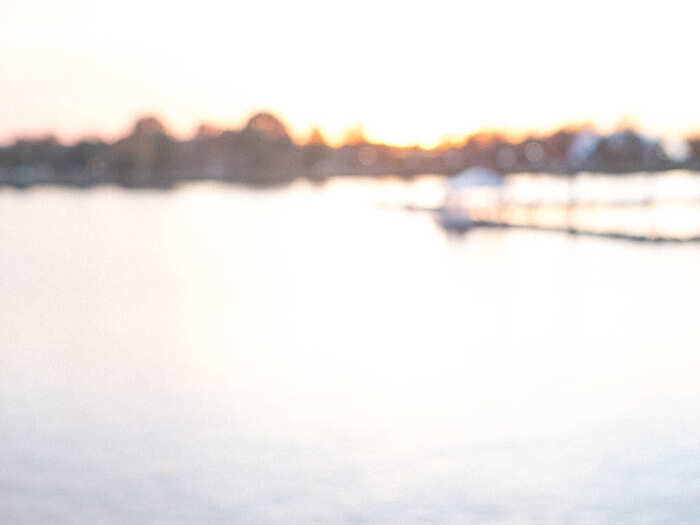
(438, 167), (505, 231)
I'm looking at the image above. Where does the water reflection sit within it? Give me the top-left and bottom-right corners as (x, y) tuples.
(2, 179), (700, 524)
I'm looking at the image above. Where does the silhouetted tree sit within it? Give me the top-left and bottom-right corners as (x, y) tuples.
(114, 116), (176, 187)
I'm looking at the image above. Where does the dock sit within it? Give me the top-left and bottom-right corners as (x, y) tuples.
(436, 209), (700, 244)
(402, 170), (700, 244)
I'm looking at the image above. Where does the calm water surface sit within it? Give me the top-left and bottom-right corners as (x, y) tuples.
(2, 177), (700, 524)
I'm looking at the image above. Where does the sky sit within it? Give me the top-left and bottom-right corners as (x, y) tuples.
(1, 0), (699, 147)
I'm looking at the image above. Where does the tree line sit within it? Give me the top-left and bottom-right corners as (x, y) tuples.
(1, 113), (699, 189)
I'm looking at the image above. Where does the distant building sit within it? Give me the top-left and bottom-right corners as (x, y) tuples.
(567, 131), (602, 168)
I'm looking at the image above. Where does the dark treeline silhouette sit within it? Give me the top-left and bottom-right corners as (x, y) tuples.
(2, 113), (700, 189)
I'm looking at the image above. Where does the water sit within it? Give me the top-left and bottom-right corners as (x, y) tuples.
(2, 177), (700, 524)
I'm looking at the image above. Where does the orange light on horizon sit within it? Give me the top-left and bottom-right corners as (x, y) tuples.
(2, 0), (700, 147)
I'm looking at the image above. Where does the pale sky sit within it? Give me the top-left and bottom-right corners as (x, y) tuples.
(1, 0), (699, 146)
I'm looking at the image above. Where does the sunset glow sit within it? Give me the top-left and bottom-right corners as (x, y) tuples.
(2, 0), (699, 146)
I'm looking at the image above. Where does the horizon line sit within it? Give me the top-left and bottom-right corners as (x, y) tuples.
(3, 111), (700, 150)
